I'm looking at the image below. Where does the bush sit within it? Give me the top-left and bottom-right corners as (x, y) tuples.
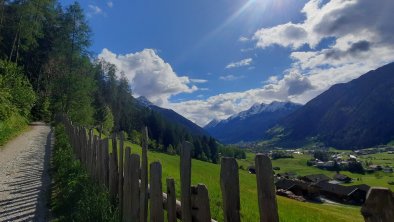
(0, 60), (36, 120)
(52, 124), (119, 221)
(271, 151), (293, 160)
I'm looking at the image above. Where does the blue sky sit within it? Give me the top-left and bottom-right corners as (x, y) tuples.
(61, 0), (394, 126)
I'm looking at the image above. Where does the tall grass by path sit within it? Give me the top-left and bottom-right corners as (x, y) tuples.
(51, 124), (119, 221)
(0, 113), (29, 147)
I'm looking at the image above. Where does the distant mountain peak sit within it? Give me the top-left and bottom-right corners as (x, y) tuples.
(137, 96), (154, 107)
(204, 119), (220, 129)
(229, 101), (300, 120)
(204, 100), (301, 144)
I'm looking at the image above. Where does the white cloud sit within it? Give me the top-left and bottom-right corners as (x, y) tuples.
(98, 48), (198, 106)
(107, 1), (113, 8)
(225, 58), (253, 69)
(190, 78), (208, 83)
(250, 0), (394, 101)
(219, 74), (245, 81)
(88, 5), (103, 15)
(239, 36), (249, 42)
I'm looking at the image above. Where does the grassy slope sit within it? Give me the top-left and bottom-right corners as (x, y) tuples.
(119, 141), (362, 222)
(0, 114), (29, 146)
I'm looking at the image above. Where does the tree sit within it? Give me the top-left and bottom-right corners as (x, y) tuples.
(101, 105), (114, 135)
(0, 60), (36, 120)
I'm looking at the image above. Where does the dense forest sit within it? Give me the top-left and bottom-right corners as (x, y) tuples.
(0, 0), (238, 163)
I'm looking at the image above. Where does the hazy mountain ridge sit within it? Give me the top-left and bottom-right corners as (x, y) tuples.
(204, 101), (301, 144)
(136, 96), (209, 137)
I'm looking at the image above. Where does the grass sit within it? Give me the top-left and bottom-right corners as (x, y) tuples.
(52, 124), (119, 221)
(0, 113), (29, 147)
(116, 140), (363, 222)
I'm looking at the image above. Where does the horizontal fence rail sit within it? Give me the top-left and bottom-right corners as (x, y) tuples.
(59, 115), (391, 222)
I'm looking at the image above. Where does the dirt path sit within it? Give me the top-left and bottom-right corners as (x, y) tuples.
(0, 122), (53, 222)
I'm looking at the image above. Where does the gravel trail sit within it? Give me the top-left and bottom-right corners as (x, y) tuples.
(0, 122), (52, 222)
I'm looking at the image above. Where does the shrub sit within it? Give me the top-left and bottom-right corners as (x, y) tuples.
(0, 60), (36, 120)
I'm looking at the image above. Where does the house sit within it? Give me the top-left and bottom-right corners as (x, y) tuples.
(277, 172), (297, 179)
(368, 165), (383, 171)
(248, 166), (256, 174)
(333, 173), (352, 183)
(275, 178), (319, 199)
(301, 174), (331, 183)
(316, 181), (370, 204)
(383, 167), (393, 173)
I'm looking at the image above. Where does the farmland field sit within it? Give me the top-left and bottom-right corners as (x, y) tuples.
(118, 141), (363, 222)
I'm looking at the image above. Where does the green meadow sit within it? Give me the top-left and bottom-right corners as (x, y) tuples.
(115, 140), (363, 222)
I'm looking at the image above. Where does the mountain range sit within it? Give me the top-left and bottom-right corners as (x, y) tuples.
(136, 96), (209, 137)
(269, 62), (394, 149)
(204, 101), (301, 144)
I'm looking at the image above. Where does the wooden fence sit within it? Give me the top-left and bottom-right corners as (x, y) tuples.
(60, 115), (393, 222)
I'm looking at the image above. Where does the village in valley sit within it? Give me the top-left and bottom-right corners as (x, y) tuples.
(241, 145), (394, 206)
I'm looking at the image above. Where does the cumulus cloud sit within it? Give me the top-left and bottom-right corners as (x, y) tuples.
(190, 78), (208, 83)
(225, 58), (253, 69)
(219, 74), (245, 81)
(88, 5), (103, 16)
(98, 48), (198, 105)
(107, 1), (113, 8)
(239, 36), (249, 42)
(251, 0), (394, 102)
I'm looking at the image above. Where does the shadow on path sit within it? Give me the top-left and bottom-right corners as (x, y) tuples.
(0, 124), (52, 222)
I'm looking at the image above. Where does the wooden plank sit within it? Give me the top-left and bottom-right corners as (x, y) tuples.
(191, 184), (211, 222)
(181, 141), (193, 222)
(255, 154), (279, 222)
(109, 134), (119, 200)
(123, 151), (140, 222)
(220, 157), (241, 222)
(130, 154), (140, 222)
(140, 127), (149, 222)
(166, 178), (177, 222)
(98, 138), (104, 185)
(103, 138), (110, 189)
(119, 133), (125, 219)
(361, 187), (394, 222)
(87, 129), (93, 175)
(150, 162), (164, 222)
(92, 135), (98, 182)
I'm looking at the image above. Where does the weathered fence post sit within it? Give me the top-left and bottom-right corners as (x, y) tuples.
(181, 141), (193, 222)
(103, 138), (110, 189)
(191, 184), (211, 222)
(92, 135), (98, 182)
(140, 127), (149, 222)
(361, 187), (394, 222)
(123, 147), (140, 222)
(109, 134), (119, 201)
(255, 154), (279, 222)
(150, 161), (164, 222)
(119, 133), (125, 219)
(166, 178), (177, 222)
(220, 157), (241, 222)
(87, 129), (93, 175)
